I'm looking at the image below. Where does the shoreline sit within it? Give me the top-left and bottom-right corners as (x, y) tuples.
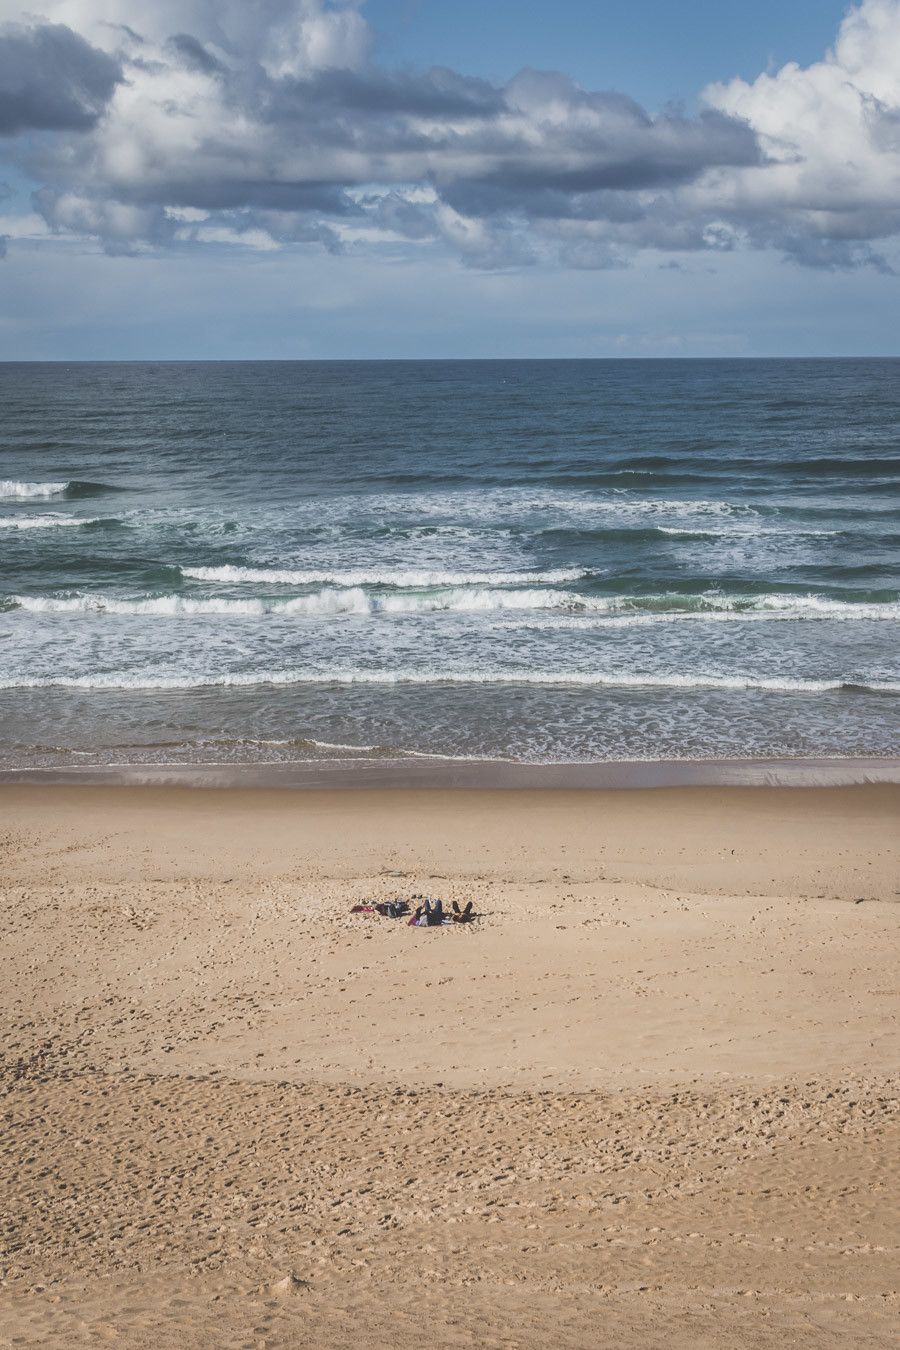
(0, 751), (898, 790)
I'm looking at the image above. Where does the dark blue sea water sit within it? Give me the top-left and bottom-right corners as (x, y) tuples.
(1, 359), (898, 768)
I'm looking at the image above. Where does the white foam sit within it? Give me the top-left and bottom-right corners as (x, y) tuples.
(180, 565), (588, 587)
(567, 497), (759, 519)
(499, 595), (900, 627)
(0, 514), (97, 530)
(0, 480), (69, 499)
(10, 589), (899, 622)
(313, 487), (760, 524)
(303, 737), (382, 753)
(371, 588), (584, 615)
(656, 525), (839, 538)
(10, 587), (598, 618)
(497, 613), (766, 631)
(13, 595), (270, 617)
(752, 595), (900, 619)
(300, 737), (504, 762)
(1, 669), (896, 694)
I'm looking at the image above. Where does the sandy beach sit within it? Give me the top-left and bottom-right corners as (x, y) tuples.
(1, 782), (898, 1348)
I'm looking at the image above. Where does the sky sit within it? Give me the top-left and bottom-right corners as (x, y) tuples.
(0, 0), (898, 359)
(364, 1), (851, 108)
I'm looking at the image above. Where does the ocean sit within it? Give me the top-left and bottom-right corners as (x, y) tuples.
(1, 358), (898, 772)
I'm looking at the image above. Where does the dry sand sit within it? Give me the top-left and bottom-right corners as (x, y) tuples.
(0, 783), (897, 1348)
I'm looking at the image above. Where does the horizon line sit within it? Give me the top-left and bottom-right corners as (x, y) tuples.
(1, 355), (899, 365)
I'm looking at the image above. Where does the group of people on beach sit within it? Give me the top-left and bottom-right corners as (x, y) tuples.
(409, 897), (475, 926)
(350, 897), (476, 926)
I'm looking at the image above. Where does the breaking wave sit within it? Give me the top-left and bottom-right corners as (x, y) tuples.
(0, 479), (118, 500)
(179, 564), (589, 587)
(7, 587), (592, 617)
(654, 525), (840, 539)
(500, 594), (900, 625)
(0, 480), (69, 499)
(6, 589), (899, 621)
(0, 514), (106, 530)
(1, 669), (896, 694)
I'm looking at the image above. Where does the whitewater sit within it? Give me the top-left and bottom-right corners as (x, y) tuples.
(1, 358), (898, 768)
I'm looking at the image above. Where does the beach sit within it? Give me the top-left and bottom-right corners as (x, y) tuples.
(1, 781), (897, 1347)
(3, 0), (900, 1342)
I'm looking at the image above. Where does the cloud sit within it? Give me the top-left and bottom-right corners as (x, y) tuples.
(24, 0), (372, 78)
(1, 0), (899, 272)
(702, 0), (900, 265)
(33, 186), (176, 253)
(166, 33), (224, 76)
(0, 20), (121, 133)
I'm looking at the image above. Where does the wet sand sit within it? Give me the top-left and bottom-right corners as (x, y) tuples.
(1, 784), (898, 1347)
(1, 753), (897, 789)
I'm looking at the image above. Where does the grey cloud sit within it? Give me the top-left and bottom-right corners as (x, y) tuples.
(0, 234), (8, 257)
(364, 191), (440, 241)
(433, 87), (760, 194)
(0, 22), (121, 134)
(778, 235), (896, 273)
(167, 33), (224, 75)
(266, 64), (504, 120)
(33, 185), (178, 254)
(439, 179), (739, 262)
(21, 27), (764, 260)
(239, 209), (344, 251)
(101, 23), (146, 50)
(121, 180), (361, 215)
(439, 181), (648, 223)
(10, 1), (900, 272)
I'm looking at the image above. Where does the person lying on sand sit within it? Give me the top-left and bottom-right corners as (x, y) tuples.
(350, 900), (409, 918)
(375, 900), (409, 918)
(407, 898), (476, 926)
(408, 898), (445, 927)
(352, 897), (476, 926)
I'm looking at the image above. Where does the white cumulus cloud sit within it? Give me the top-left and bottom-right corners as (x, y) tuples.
(0, 0), (899, 272)
(701, 0), (900, 267)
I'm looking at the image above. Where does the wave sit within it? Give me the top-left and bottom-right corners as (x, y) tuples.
(0, 480), (69, 499)
(777, 456), (900, 478)
(690, 593), (900, 618)
(544, 452), (900, 477)
(565, 497), (761, 519)
(255, 736), (506, 763)
(758, 501), (900, 520)
(647, 458), (895, 480)
(523, 594), (900, 622)
(179, 564), (588, 587)
(0, 479), (118, 500)
(6, 589), (899, 621)
(654, 525), (839, 539)
(0, 514), (105, 530)
(6, 587), (591, 618)
(1, 669), (895, 695)
(534, 523), (841, 545)
(501, 593), (900, 622)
